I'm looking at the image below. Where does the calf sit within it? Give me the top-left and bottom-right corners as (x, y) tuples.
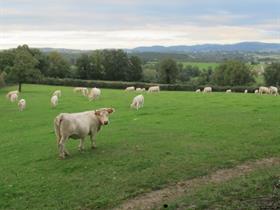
(244, 89), (248, 94)
(6, 90), (19, 100)
(125, 86), (135, 91)
(54, 108), (115, 159)
(18, 99), (26, 111)
(203, 87), (212, 93)
(148, 86), (160, 93)
(53, 90), (61, 97)
(10, 93), (18, 102)
(51, 95), (58, 108)
(88, 88), (101, 100)
(226, 89), (231, 93)
(195, 89), (201, 93)
(131, 95), (144, 110)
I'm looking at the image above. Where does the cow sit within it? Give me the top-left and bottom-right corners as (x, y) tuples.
(54, 108), (115, 159)
(195, 89), (201, 93)
(130, 95), (144, 110)
(269, 86), (278, 96)
(51, 95), (58, 108)
(244, 89), (248, 94)
(82, 88), (89, 96)
(125, 86), (135, 91)
(255, 89), (259, 94)
(259, 86), (270, 95)
(203, 87), (212, 93)
(88, 88), (101, 100)
(53, 90), (61, 97)
(226, 89), (232, 93)
(10, 93), (18, 102)
(73, 87), (83, 93)
(148, 86), (160, 93)
(6, 90), (19, 100)
(18, 99), (26, 111)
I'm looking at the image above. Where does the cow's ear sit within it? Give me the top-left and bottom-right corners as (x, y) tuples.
(107, 108), (115, 114)
(95, 110), (101, 116)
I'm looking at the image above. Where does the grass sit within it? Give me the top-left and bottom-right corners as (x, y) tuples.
(0, 84), (280, 209)
(166, 165), (280, 210)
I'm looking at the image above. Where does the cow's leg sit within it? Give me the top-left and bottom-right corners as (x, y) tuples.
(78, 138), (85, 152)
(90, 132), (97, 149)
(58, 136), (68, 159)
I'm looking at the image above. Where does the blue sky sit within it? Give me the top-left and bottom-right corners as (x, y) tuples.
(0, 0), (279, 49)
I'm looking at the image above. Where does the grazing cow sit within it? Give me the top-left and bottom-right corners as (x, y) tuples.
(10, 93), (18, 102)
(6, 90), (19, 100)
(131, 95), (144, 110)
(269, 86), (278, 96)
(125, 86), (135, 91)
(195, 89), (201, 93)
(73, 87), (83, 93)
(88, 88), (101, 100)
(18, 99), (26, 111)
(244, 89), (248, 94)
(255, 89), (259, 94)
(51, 95), (58, 108)
(82, 88), (89, 96)
(53, 90), (61, 97)
(226, 89), (232, 93)
(136, 88), (146, 92)
(148, 86), (160, 93)
(54, 108), (115, 159)
(203, 87), (212, 93)
(259, 86), (270, 95)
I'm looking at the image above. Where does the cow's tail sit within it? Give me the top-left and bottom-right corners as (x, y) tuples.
(54, 114), (63, 145)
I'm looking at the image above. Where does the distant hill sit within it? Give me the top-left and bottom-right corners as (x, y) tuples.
(130, 42), (280, 53)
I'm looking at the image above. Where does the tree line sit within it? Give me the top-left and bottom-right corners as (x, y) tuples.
(1, 44), (280, 91)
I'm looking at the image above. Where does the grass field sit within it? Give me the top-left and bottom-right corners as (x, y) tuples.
(179, 62), (219, 70)
(0, 84), (280, 209)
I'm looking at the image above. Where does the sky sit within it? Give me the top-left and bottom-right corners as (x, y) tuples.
(0, 0), (279, 49)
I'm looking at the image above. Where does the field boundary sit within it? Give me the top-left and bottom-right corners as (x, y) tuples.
(114, 157), (280, 210)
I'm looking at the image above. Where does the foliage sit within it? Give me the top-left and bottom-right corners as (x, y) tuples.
(158, 58), (178, 84)
(7, 45), (42, 91)
(264, 63), (280, 86)
(212, 60), (255, 86)
(47, 51), (71, 78)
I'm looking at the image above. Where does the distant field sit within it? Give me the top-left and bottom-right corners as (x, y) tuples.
(0, 84), (279, 209)
(179, 62), (219, 70)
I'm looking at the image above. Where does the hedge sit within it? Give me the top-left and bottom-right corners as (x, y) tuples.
(27, 77), (259, 93)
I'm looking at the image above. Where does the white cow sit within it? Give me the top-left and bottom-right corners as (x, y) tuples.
(54, 108), (115, 159)
(136, 88), (146, 92)
(131, 95), (144, 110)
(244, 89), (248, 94)
(18, 99), (26, 111)
(148, 86), (160, 93)
(51, 95), (58, 108)
(203, 87), (212, 93)
(259, 86), (270, 95)
(82, 88), (89, 96)
(125, 86), (135, 91)
(195, 89), (201, 93)
(226, 89), (232, 93)
(73, 87), (83, 93)
(10, 93), (18, 102)
(88, 88), (101, 100)
(255, 89), (259, 94)
(6, 90), (19, 100)
(53, 90), (61, 97)
(269, 86), (278, 96)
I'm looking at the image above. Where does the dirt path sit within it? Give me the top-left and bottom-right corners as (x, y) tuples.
(114, 157), (280, 210)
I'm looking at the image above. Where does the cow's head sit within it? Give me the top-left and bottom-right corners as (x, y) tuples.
(95, 108), (115, 125)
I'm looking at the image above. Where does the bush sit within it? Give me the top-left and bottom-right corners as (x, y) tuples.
(26, 77), (259, 93)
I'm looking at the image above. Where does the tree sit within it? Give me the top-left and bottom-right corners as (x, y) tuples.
(76, 54), (92, 79)
(158, 58), (178, 83)
(127, 56), (143, 81)
(8, 45), (41, 92)
(47, 52), (70, 78)
(212, 60), (254, 86)
(264, 63), (280, 86)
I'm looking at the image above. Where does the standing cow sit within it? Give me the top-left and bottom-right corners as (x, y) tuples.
(203, 87), (212, 93)
(54, 108), (115, 159)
